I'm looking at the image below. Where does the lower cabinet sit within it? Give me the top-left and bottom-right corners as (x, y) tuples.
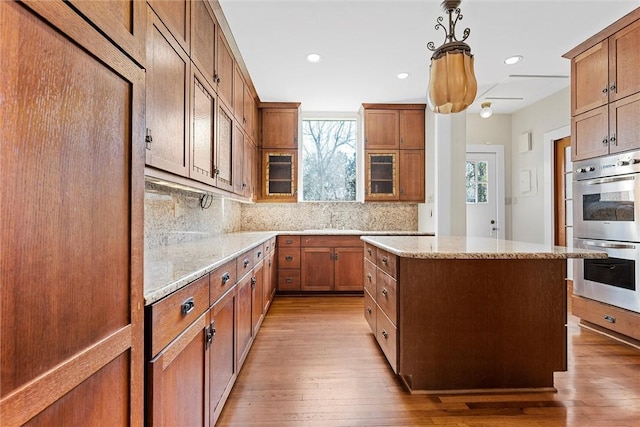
(146, 239), (276, 426)
(299, 235), (364, 292)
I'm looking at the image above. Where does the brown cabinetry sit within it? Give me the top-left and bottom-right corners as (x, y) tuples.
(362, 104), (425, 202)
(565, 11), (640, 161)
(260, 103), (300, 149)
(191, 0), (216, 87)
(300, 236), (364, 292)
(145, 5), (190, 177)
(262, 150), (297, 201)
(215, 29), (234, 109)
(572, 295), (640, 342)
(147, 0), (190, 55)
(277, 236), (302, 291)
(234, 64), (257, 141)
(1, 2), (144, 424)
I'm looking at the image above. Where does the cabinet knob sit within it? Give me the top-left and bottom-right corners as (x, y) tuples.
(382, 257), (388, 264)
(367, 274), (372, 282)
(381, 288), (388, 297)
(145, 128), (153, 150)
(285, 255), (294, 261)
(257, 250), (262, 258)
(222, 272), (231, 284)
(181, 297), (195, 316)
(366, 306), (372, 314)
(609, 82), (617, 93)
(602, 86), (609, 94)
(285, 277), (293, 283)
(610, 134), (617, 145)
(381, 330), (389, 339)
(251, 276), (257, 288)
(243, 259), (250, 268)
(602, 136), (609, 146)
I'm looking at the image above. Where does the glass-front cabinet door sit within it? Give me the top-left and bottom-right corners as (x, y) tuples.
(365, 150), (398, 201)
(262, 150), (297, 202)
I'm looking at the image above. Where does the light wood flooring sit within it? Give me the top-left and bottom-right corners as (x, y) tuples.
(217, 296), (640, 426)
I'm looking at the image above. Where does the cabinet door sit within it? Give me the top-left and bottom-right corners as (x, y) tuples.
(233, 63), (245, 125)
(334, 247), (364, 292)
(261, 108), (299, 149)
(190, 68), (217, 186)
(67, 0), (146, 64)
(1, 2), (144, 424)
(571, 39), (609, 116)
(191, 0), (216, 87)
(252, 262), (265, 335)
(262, 150), (297, 201)
(571, 105), (609, 161)
(245, 138), (257, 200)
(263, 252), (276, 312)
(148, 312), (208, 427)
(365, 151), (399, 201)
(148, 0), (190, 55)
(236, 274), (253, 369)
(399, 150), (425, 202)
(216, 102), (234, 192)
(244, 84), (255, 139)
(216, 30), (234, 109)
(301, 247), (334, 291)
(364, 109), (399, 149)
(233, 123), (246, 195)
(146, 6), (190, 176)
(609, 92), (640, 155)
(399, 110), (425, 149)
(209, 290), (237, 425)
(609, 19), (640, 103)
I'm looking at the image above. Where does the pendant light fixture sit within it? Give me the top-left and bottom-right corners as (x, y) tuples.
(427, 0), (477, 114)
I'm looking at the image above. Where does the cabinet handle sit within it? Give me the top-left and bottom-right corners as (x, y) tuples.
(222, 272), (231, 284)
(602, 136), (609, 146)
(367, 248), (372, 255)
(366, 306), (372, 314)
(181, 297), (195, 316)
(285, 255), (294, 261)
(400, 136), (404, 145)
(609, 82), (617, 93)
(285, 239), (293, 244)
(604, 314), (616, 323)
(381, 288), (388, 297)
(214, 73), (221, 84)
(335, 253), (339, 261)
(257, 250), (262, 258)
(243, 259), (250, 268)
(285, 277), (293, 283)
(602, 86), (608, 94)
(367, 273), (372, 282)
(269, 259), (272, 267)
(610, 134), (617, 145)
(251, 276), (257, 289)
(382, 256), (388, 265)
(145, 128), (153, 150)
(381, 330), (389, 339)
(205, 321), (215, 348)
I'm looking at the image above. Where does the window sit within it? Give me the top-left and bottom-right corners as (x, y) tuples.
(466, 160), (488, 203)
(301, 119), (357, 201)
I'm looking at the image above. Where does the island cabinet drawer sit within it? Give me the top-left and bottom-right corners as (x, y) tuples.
(573, 295), (640, 341)
(149, 274), (210, 357)
(210, 259), (237, 305)
(278, 269), (301, 291)
(364, 243), (376, 264)
(264, 237), (276, 253)
(364, 289), (377, 334)
(376, 269), (397, 324)
(252, 243), (265, 265)
(278, 235), (300, 248)
(376, 306), (398, 373)
(364, 259), (377, 296)
(237, 250), (254, 278)
(302, 235), (362, 247)
(376, 249), (397, 279)
(278, 247), (301, 268)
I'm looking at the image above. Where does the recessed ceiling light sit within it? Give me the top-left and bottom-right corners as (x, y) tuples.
(397, 72), (410, 80)
(504, 55), (523, 65)
(306, 53), (321, 63)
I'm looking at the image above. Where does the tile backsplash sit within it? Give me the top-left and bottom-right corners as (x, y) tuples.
(145, 181), (418, 248)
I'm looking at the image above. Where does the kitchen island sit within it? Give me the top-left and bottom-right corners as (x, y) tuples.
(361, 235), (607, 394)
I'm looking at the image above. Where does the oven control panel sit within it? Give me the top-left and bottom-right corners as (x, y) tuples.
(574, 150), (640, 180)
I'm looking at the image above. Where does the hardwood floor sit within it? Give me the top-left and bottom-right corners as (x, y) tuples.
(217, 296), (640, 426)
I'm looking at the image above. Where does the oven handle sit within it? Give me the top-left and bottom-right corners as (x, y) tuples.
(583, 240), (636, 249)
(584, 175), (635, 185)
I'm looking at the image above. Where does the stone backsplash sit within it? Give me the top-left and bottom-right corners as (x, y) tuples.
(145, 181), (418, 248)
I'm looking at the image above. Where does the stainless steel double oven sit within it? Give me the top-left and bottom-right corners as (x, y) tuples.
(573, 150), (640, 313)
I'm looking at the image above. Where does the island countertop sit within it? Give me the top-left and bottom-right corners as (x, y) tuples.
(360, 235), (608, 260)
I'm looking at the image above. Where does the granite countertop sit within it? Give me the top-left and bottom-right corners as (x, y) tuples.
(145, 229), (430, 305)
(361, 235), (609, 260)
(279, 229), (434, 236)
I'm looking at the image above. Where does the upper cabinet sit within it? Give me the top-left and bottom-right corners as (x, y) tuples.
(260, 103), (300, 149)
(147, 0), (190, 55)
(362, 104), (426, 202)
(190, 0), (216, 87)
(215, 30), (234, 109)
(565, 9), (640, 161)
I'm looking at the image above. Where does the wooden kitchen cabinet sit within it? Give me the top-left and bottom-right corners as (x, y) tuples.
(260, 103), (300, 149)
(1, 2), (144, 424)
(565, 9), (640, 161)
(145, 5), (190, 176)
(252, 261), (265, 335)
(262, 150), (297, 201)
(215, 101), (235, 192)
(147, 0), (190, 55)
(277, 236), (301, 291)
(234, 64), (257, 140)
(363, 104), (425, 150)
(236, 272), (253, 370)
(190, 0), (217, 88)
(399, 149), (425, 201)
(263, 240), (278, 313)
(300, 235), (364, 292)
(190, 67), (217, 186)
(245, 137), (257, 201)
(215, 29), (234, 109)
(365, 150), (398, 200)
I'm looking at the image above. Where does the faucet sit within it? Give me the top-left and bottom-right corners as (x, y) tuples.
(321, 205), (334, 229)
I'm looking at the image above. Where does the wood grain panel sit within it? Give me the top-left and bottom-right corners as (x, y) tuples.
(210, 259), (238, 305)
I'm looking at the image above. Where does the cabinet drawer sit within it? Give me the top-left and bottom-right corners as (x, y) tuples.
(252, 243), (265, 265)
(376, 269), (397, 324)
(364, 289), (376, 334)
(364, 242), (376, 264)
(573, 295), (640, 341)
(376, 306), (398, 373)
(278, 235), (300, 248)
(302, 235), (362, 247)
(264, 237), (277, 254)
(237, 250), (254, 278)
(364, 259), (377, 296)
(376, 248), (397, 278)
(278, 269), (301, 291)
(149, 274), (210, 357)
(210, 259), (237, 305)
(278, 247), (301, 268)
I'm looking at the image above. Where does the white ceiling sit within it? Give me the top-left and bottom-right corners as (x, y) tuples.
(219, 0), (639, 115)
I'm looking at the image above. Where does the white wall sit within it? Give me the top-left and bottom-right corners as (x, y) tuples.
(511, 86), (570, 243)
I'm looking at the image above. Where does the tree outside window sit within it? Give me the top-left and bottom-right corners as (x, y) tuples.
(302, 119), (357, 201)
(466, 160), (488, 203)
